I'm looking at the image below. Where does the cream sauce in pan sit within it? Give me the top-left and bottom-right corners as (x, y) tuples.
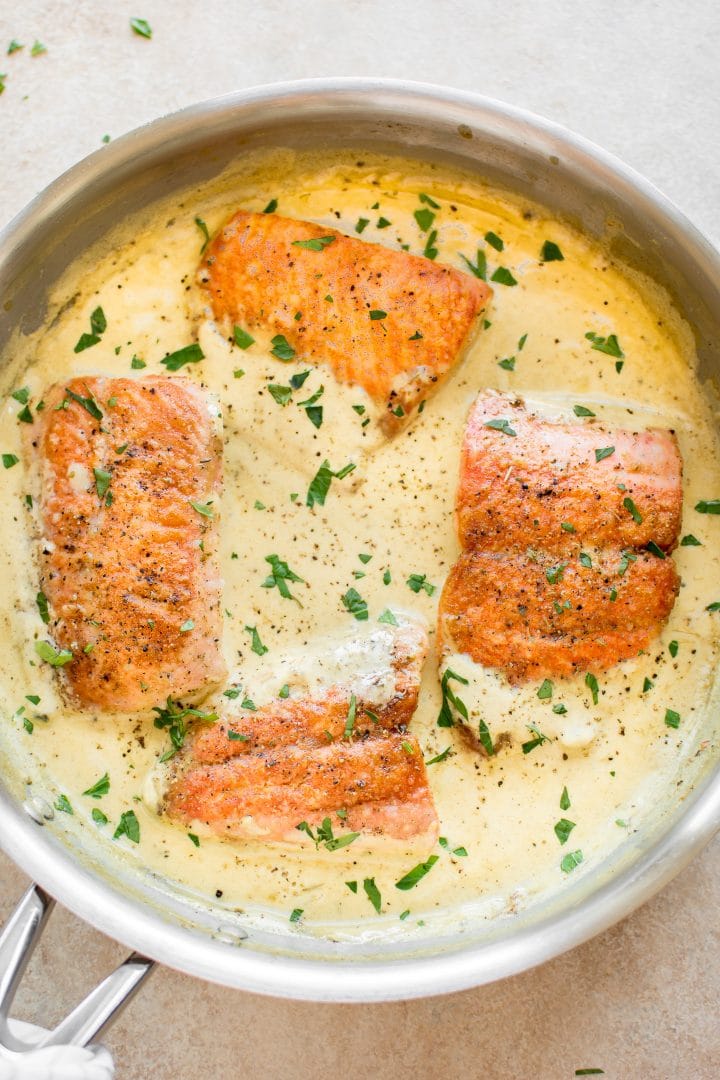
(1, 150), (719, 935)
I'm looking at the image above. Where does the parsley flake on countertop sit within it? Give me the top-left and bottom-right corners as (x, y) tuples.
(130, 18), (152, 39)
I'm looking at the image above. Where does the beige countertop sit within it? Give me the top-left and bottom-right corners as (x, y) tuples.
(1, 2), (719, 1077)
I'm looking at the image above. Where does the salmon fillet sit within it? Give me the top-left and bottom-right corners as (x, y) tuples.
(162, 619), (438, 844)
(166, 736), (436, 843)
(439, 393), (682, 682)
(31, 376), (226, 711)
(458, 393), (683, 552)
(198, 210), (491, 431)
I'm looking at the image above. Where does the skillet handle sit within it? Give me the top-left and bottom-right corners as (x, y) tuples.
(0, 883), (154, 1057)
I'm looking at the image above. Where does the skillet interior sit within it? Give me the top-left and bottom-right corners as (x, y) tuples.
(0, 79), (719, 1001)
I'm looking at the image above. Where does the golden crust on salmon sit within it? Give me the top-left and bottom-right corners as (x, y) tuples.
(457, 393), (683, 552)
(439, 392), (683, 682)
(440, 549), (680, 682)
(198, 210), (491, 431)
(162, 619), (438, 844)
(30, 376), (226, 711)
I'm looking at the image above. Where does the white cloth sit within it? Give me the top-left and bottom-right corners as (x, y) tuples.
(0, 1021), (114, 1080)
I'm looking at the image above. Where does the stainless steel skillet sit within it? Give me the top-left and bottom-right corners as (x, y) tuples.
(0, 79), (719, 1061)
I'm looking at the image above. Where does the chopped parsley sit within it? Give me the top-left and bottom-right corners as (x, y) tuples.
(343, 694), (357, 740)
(153, 697), (217, 761)
(289, 908), (303, 923)
(406, 572), (436, 596)
(369, 309), (387, 321)
(92, 808), (108, 826)
(262, 554), (304, 602)
(292, 235), (336, 251)
(376, 217), (391, 229)
(680, 534), (701, 546)
(64, 385), (103, 420)
(131, 355), (146, 369)
(378, 608), (398, 626)
(664, 708), (680, 729)
(623, 496), (643, 524)
(93, 467), (112, 503)
(267, 383), (293, 407)
(82, 773), (110, 799)
(490, 266), (518, 286)
(306, 459), (355, 508)
(296, 817), (359, 852)
(73, 307), (107, 353)
(423, 230), (438, 260)
(498, 356), (515, 371)
(341, 587), (368, 621)
(363, 877), (382, 913)
(560, 786), (571, 810)
(36, 591), (50, 624)
(585, 672), (599, 705)
(130, 18), (152, 38)
(245, 625), (268, 656)
(233, 325), (255, 349)
(113, 810), (140, 843)
(425, 746), (452, 765)
(2, 454), (18, 469)
(540, 240), (564, 262)
(484, 231), (503, 251)
(188, 833), (200, 847)
(642, 677), (654, 692)
(35, 640), (72, 667)
(586, 331), (624, 358)
(560, 849), (584, 873)
(695, 500), (720, 514)
(395, 855), (439, 890)
(594, 446), (615, 462)
(262, 198), (278, 214)
(194, 216), (210, 253)
(270, 335), (295, 361)
(668, 640), (679, 658)
(537, 678), (553, 700)
(521, 724), (551, 754)
(189, 499), (214, 518)
(573, 404), (596, 417)
(54, 794), (73, 815)
(30, 40), (47, 57)
(355, 217), (370, 234)
(460, 249), (487, 280)
(161, 343), (204, 371)
(484, 417), (517, 437)
(414, 208), (435, 232)
(554, 818), (576, 845)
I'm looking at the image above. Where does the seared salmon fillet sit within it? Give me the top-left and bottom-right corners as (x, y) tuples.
(31, 376), (226, 710)
(457, 393), (683, 552)
(161, 618), (438, 844)
(198, 210), (491, 430)
(441, 549), (680, 682)
(439, 393), (683, 682)
(165, 735), (437, 843)
(191, 617), (426, 763)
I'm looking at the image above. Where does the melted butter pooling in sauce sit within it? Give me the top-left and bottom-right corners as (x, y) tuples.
(1, 150), (719, 938)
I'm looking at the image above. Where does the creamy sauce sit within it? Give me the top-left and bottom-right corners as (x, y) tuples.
(1, 150), (720, 941)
